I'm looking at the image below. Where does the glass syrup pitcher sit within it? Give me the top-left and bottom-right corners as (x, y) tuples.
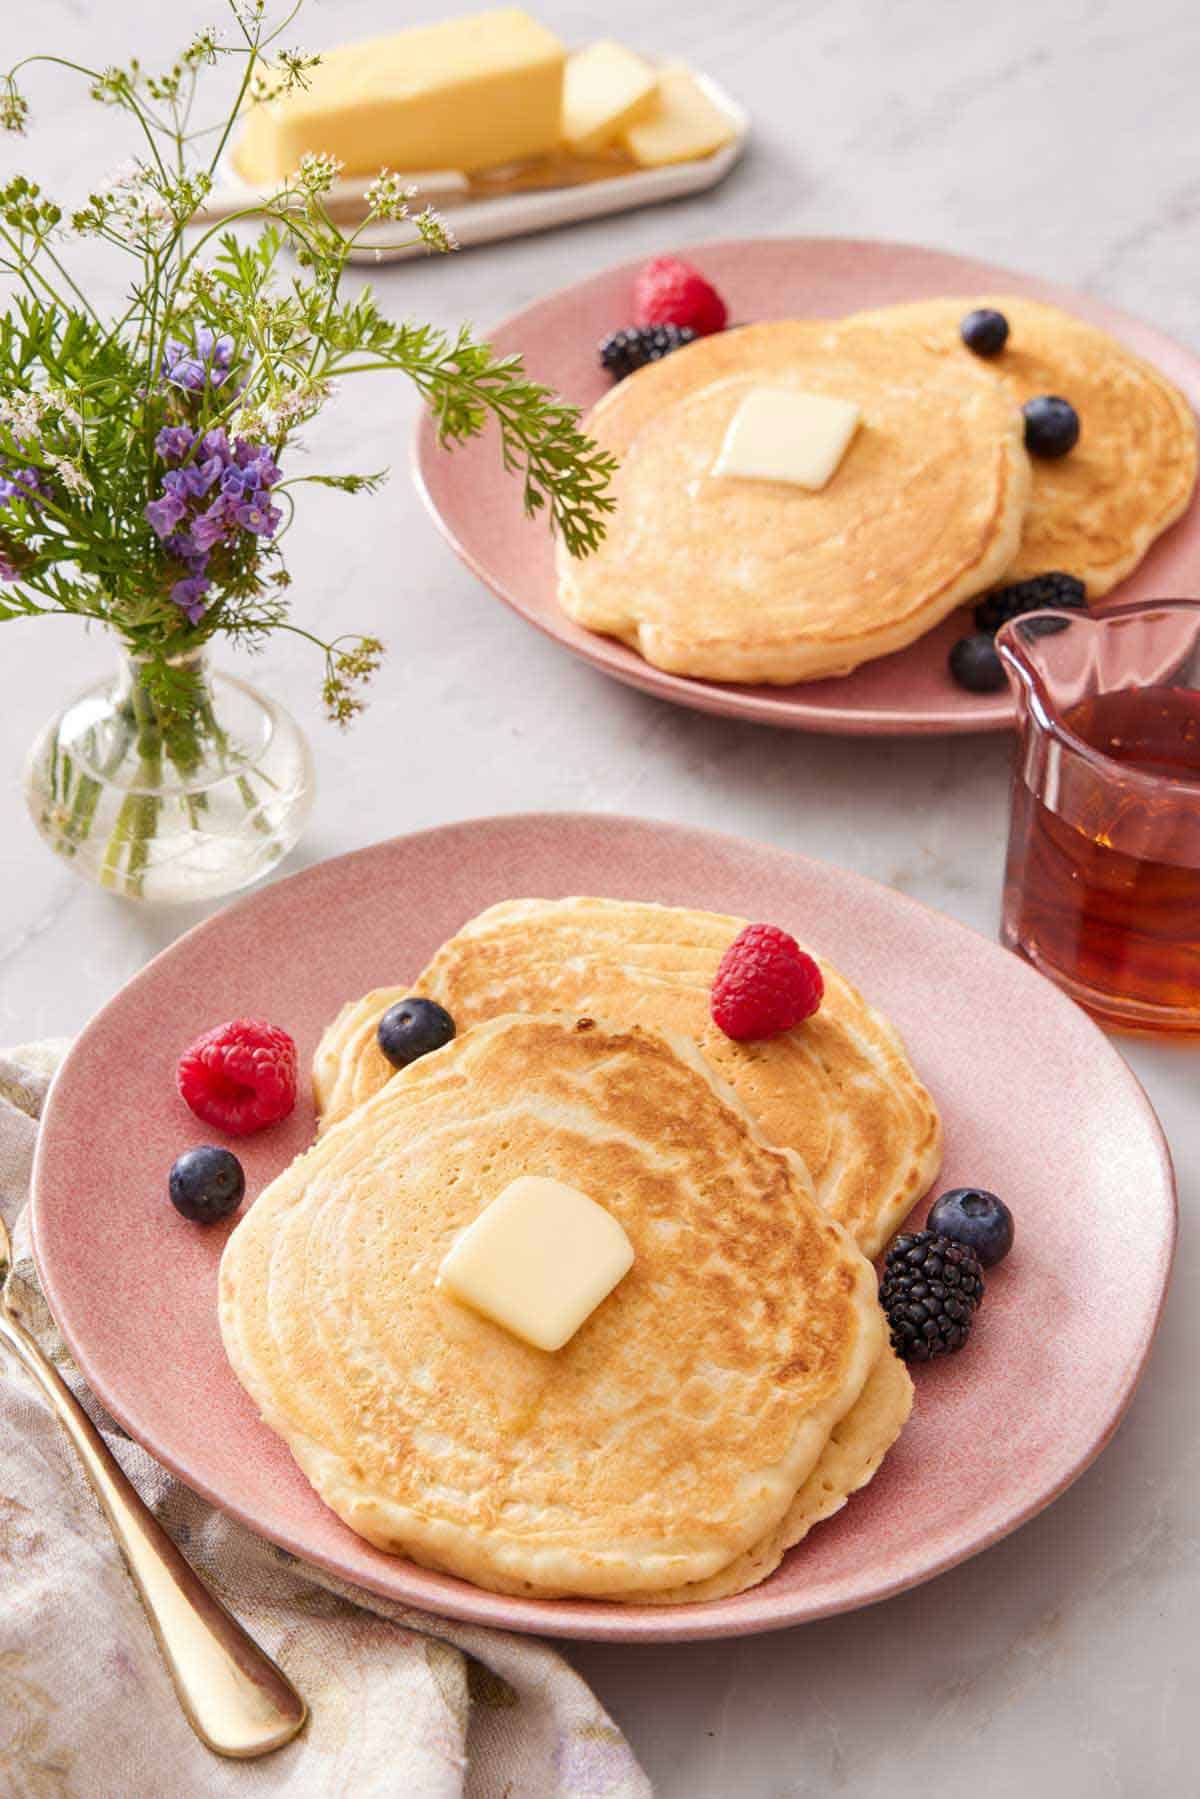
(997, 599), (1200, 1034)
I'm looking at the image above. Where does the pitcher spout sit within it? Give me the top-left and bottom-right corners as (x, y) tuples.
(997, 598), (1200, 735)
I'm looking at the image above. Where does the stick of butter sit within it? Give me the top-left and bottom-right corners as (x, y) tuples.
(234, 9), (567, 184)
(439, 1175), (634, 1352)
(621, 64), (737, 168)
(562, 41), (659, 155)
(713, 388), (863, 490)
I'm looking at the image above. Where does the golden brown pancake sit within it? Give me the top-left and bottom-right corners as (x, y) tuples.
(556, 319), (1031, 682)
(222, 1013), (894, 1600)
(850, 296), (1198, 595)
(635, 1343), (912, 1604)
(312, 898), (943, 1258)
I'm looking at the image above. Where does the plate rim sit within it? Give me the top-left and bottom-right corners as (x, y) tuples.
(411, 233), (1200, 737)
(31, 812), (1179, 1641)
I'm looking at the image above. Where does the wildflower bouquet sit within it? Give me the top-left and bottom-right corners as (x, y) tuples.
(1, 1), (615, 899)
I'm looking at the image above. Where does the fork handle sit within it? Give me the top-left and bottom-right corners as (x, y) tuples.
(0, 1305), (307, 1758)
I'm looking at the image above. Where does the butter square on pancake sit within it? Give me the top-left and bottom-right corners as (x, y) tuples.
(713, 386), (862, 489)
(439, 1173), (634, 1351)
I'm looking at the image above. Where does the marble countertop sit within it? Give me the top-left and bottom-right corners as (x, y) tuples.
(3, 0), (1198, 1791)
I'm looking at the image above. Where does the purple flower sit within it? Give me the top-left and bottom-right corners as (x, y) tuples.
(162, 352), (206, 392)
(145, 490), (187, 539)
(247, 453), (282, 490)
(200, 427), (231, 462)
(194, 326), (233, 370)
(190, 495), (239, 552)
(0, 549), (18, 583)
(219, 463), (256, 498)
(160, 328), (237, 393)
(235, 498), (281, 537)
(0, 464), (47, 510)
(165, 455), (223, 500)
(164, 529), (205, 565)
(170, 572), (211, 624)
(231, 439), (281, 484)
(154, 424), (195, 465)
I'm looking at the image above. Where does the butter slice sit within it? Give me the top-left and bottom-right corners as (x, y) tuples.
(714, 388), (863, 490)
(234, 9), (567, 183)
(562, 42), (659, 155)
(621, 65), (737, 168)
(439, 1176), (634, 1352)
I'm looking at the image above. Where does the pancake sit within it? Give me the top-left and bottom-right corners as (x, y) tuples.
(312, 897), (943, 1258)
(636, 1342), (911, 1604)
(221, 1012), (893, 1601)
(555, 319), (1031, 683)
(850, 296), (1198, 595)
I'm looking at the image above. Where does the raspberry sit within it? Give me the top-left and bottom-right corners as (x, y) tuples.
(710, 924), (824, 1041)
(633, 255), (728, 337)
(177, 1018), (298, 1137)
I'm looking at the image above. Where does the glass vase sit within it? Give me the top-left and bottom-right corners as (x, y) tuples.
(24, 647), (314, 904)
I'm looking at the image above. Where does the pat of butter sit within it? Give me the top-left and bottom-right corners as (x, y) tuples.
(234, 9), (567, 183)
(621, 65), (737, 168)
(713, 388), (863, 490)
(439, 1176), (634, 1352)
(562, 42), (659, 155)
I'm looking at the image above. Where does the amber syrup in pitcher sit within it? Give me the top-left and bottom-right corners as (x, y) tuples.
(1003, 684), (1200, 1025)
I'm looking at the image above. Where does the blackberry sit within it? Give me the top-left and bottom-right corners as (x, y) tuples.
(599, 324), (696, 381)
(973, 572), (1087, 635)
(879, 1230), (985, 1363)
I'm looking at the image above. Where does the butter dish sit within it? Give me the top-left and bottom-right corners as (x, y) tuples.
(191, 68), (746, 263)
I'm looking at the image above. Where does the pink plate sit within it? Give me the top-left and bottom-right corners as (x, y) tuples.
(413, 237), (1200, 735)
(33, 815), (1176, 1641)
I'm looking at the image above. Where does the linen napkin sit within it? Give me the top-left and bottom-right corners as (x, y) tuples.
(0, 1046), (651, 1798)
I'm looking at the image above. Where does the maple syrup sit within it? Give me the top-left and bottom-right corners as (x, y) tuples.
(1002, 685), (1200, 1030)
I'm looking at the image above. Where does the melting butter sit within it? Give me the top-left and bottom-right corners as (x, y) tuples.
(714, 387), (863, 490)
(439, 1175), (634, 1352)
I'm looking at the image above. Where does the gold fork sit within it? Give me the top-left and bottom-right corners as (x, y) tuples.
(0, 1211), (307, 1758)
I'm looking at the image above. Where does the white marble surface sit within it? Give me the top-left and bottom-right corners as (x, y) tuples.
(2, 1), (1199, 1791)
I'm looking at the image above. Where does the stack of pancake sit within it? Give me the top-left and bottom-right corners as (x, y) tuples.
(220, 898), (941, 1604)
(557, 296), (1198, 684)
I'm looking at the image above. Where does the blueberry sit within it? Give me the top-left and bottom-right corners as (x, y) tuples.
(1023, 395), (1080, 458)
(948, 632), (1006, 694)
(927, 1188), (1014, 1268)
(377, 997), (456, 1069)
(960, 308), (1009, 357)
(169, 1145), (245, 1224)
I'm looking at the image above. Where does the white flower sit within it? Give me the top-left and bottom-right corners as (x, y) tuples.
(48, 455), (91, 496)
(74, 159), (174, 237)
(233, 377), (335, 440)
(0, 392), (45, 436)
(249, 46), (320, 106)
(228, 404), (266, 439)
(415, 206), (458, 254)
(365, 169), (416, 222)
(41, 388), (83, 432)
(297, 151), (343, 194)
